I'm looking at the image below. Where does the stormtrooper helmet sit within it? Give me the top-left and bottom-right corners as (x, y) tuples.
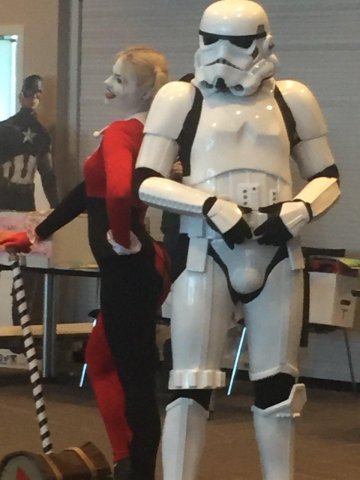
(194, 0), (278, 96)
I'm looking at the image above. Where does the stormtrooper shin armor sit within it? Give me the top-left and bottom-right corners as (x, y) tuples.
(252, 384), (307, 480)
(162, 398), (208, 480)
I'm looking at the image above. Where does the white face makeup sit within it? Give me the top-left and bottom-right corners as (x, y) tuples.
(104, 57), (145, 118)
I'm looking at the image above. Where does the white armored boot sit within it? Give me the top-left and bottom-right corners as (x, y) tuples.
(252, 384), (307, 480)
(162, 397), (208, 480)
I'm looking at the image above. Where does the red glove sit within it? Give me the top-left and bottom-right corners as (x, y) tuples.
(0, 231), (32, 253)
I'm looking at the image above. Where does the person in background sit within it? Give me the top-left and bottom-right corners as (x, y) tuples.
(0, 45), (170, 480)
(0, 74), (59, 211)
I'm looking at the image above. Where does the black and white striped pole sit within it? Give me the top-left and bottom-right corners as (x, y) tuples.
(10, 253), (53, 454)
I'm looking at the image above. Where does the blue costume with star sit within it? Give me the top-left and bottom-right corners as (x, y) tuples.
(0, 107), (58, 211)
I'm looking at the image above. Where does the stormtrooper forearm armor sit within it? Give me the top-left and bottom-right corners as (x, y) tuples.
(294, 175), (340, 218)
(139, 173), (210, 216)
(140, 171), (240, 230)
(273, 173), (339, 241)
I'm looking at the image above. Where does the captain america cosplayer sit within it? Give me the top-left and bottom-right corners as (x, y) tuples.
(134, 1), (340, 479)
(0, 75), (58, 211)
(0, 46), (170, 480)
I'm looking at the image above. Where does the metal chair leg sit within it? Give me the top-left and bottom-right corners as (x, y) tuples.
(342, 328), (357, 395)
(79, 313), (98, 388)
(227, 325), (247, 396)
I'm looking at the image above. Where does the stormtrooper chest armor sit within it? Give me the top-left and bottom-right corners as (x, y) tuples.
(185, 86), (293, 208)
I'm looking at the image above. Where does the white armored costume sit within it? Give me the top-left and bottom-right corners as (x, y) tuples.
(135, 1), (340, 479)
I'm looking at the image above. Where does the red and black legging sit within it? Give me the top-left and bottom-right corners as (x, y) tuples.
(86, 238), (170, 480)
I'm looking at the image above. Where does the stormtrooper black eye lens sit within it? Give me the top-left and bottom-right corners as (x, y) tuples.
(230, 36), (255, 48)
(202, 33), (219, 45)
(199, 30), (266, 48)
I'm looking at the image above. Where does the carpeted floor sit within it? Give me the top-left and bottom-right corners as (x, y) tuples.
(0, 366), (359, 480)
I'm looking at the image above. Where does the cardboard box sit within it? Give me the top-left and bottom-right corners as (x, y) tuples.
(309, 271), (358, 328)
(40, 213), (97, 269)
(308, 255), (360, 276)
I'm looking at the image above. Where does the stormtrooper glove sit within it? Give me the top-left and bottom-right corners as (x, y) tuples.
(202, 196), (252, 249)
(254, 200), (312, 246)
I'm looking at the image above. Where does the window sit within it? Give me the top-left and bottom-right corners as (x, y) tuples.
(0, 26), (23, 121)
(0, 35), (19, 120)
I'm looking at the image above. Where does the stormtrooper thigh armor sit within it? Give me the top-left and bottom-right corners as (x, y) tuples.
(170, 250), (234, 390)
(244, 256), (304, 381)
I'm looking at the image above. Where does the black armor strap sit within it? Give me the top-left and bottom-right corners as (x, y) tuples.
(177, 77), (202, 177)
(274, 84), (300, 150)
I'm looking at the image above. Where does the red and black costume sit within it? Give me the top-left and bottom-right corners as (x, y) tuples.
(35, 118), (170, 480)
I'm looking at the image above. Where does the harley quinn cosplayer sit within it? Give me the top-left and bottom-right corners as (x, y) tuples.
(134, 2), (340, 480)
(0, 45), (170, 480)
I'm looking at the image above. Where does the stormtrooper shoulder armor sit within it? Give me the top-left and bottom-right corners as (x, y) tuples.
(276, 80), (327, 141)
(144, 81), (196, 140)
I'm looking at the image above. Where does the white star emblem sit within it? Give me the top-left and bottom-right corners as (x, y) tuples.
(22, 128), (37, 144)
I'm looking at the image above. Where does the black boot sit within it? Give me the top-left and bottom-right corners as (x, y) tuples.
(113, 457), (131, 480)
